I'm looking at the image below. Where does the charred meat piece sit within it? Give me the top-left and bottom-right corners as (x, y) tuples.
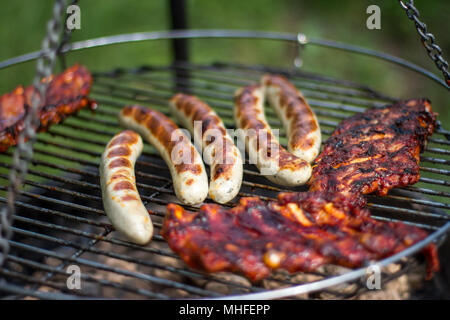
(162, 192), (439, 281)
(309, 99), (437, 196)
(0, 64), (96, 152)
(277, 191), (439, 280)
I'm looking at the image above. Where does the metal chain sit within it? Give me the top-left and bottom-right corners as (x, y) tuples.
(293, 33), (308, 69)
(399, 0), (450, 86)
(0, 0), (68, 267)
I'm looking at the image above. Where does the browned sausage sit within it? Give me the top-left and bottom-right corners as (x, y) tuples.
(118, 105), (208, 205)
(169, 94), (243, 204)
(261, 74), (321, 163)
(234, 85), (312, 186)
(100, 130), (153, 244)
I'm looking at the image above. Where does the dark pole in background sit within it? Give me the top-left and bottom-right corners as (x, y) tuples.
(169, 0), (190, 91)
(169, 0), (189, 63)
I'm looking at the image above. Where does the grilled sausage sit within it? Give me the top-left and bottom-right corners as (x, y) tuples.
(261, 74), (321, 163)
(119, 105), (208, 205)
(234, 85), (312, 186)
(169, 94), (243, 204)
(100, 130), (153, 245)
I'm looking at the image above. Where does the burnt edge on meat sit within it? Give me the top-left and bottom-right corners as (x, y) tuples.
(0, 64), (96, 153)
(162, 98), (439, 282)
(162, 193), (439, 281)
(309, 99), (437, 197)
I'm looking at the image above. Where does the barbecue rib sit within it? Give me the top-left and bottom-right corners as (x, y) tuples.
(162, 193), (439, 281)
(309, 99), (437, 197)
(162, 98), (439, 281)
(0, 64), (96, 152)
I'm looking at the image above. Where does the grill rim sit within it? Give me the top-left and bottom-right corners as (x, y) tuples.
(0, 30), (449, 300)
(0, 29), (447, 89)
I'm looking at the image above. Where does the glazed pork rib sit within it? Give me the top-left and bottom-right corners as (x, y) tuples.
(309, 99), (437, 197)
(162, 193), (439, 281)
(0, 64), (96, 152)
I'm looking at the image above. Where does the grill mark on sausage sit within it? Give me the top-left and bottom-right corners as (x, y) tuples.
(107, 146), (131, 158)
(122, 105), (203, 176)
(121, 194), (139, 201)
(108, 157), (132, 169)
(172, 94), (227, 136)
(202, 116), (226, 136)
(263, 75), (298, 94)
(176, 163), (202, 175)
(113, 181), (135, 191)
(110, 173), (129, 181)
(263, 75), (318, 152)
(292, 133), (315, 150)
(109, 131), (138, 147)
(213, 163), (234, 180)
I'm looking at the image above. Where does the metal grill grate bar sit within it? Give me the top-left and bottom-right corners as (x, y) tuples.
(2, 140), (449, 221)
(6, 205), (308, 292)
(11, 226), (263, 294)
(5, 254), (169, 299)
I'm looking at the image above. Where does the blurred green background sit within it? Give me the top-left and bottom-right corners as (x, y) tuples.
(0, 0), (448, 118)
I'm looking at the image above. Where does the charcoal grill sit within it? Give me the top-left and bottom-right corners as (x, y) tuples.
(0, 0), (450, 300)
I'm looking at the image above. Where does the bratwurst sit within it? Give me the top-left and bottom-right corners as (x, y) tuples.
(100, 130), (153, 245)
(119, 105), (208, 205)
(234, 85), (312, 186)
(261, 74), (321, 163)
(169, 93), (243, 204)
